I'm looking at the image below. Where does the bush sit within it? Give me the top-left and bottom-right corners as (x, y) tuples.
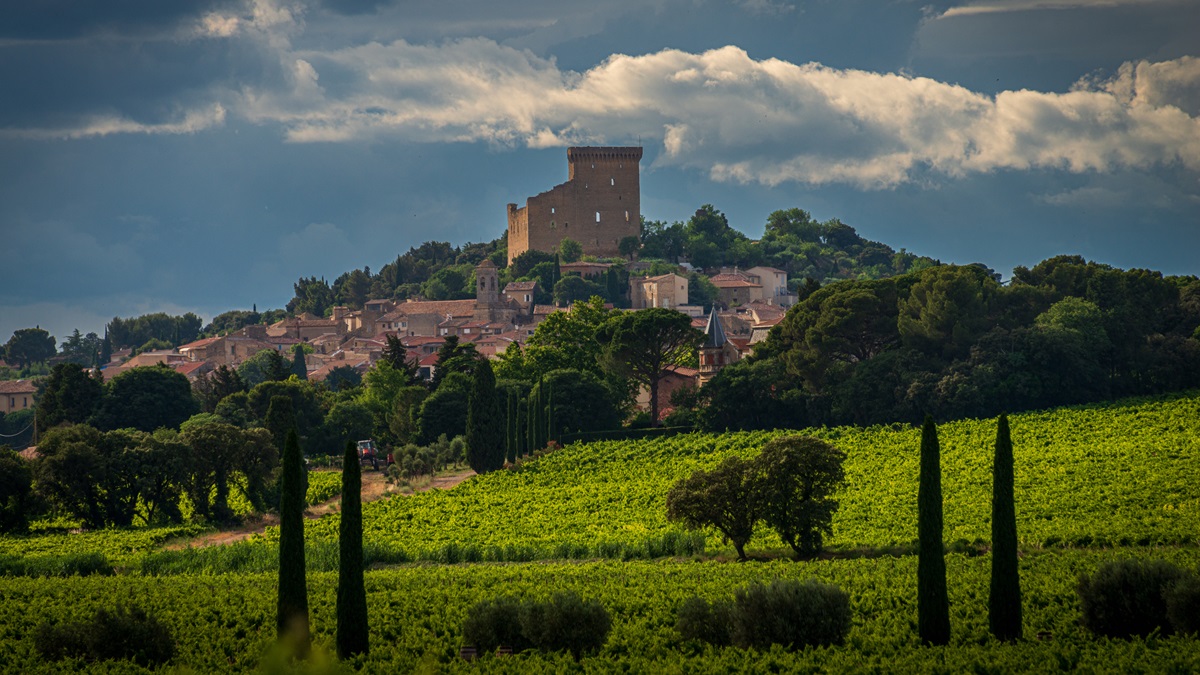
(520, 592), (611, 659)
(1077, 559), (1186, 638)
(461, 592), (610, 659)
(676, 580), (852, 651)
(462, 596), (530, 653)
(35, 606), (175, 666)
(1167, 573), (1200, 635)
(675, 596), (731, 646)
(730, 580), (852, 650)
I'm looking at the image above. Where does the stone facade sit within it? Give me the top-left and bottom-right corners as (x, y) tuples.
(630, 273), (689, 310)
(507, 147), (642, 263)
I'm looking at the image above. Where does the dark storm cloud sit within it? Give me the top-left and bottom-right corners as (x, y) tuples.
(912, 1), (1200, 92)
(0, 1), (239, 41)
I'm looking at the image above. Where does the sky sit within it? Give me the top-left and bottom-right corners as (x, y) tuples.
(2, 0), (1198, 343)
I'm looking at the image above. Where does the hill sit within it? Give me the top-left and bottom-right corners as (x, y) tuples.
(287, 391), (1200, 562)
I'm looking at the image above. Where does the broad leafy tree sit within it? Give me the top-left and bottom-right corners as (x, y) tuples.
(0, 447), (33, 533)
(417, 372), (471, 444)
(238, 348), (289, 388)
(755, 436), (846, 559)
(91, 365), (198, 432)
(37, 363), (104, 430)
(666, 456), (762, 561)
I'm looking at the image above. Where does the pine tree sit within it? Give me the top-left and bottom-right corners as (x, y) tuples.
(337, 441), (369, 658)
(277, 429), (310, 652)
(918, 415), (950, 646)
(989, 413), (1022, 641)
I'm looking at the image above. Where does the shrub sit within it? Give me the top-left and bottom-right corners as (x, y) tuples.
(676, 580), (852, 651)
(521, 591), (611, 659)
(462, 596), (530, 653)
(729, 580), (852, 650)
(1167, 573), (1200, 635)
(1077, 559), (1186, 637)
(35, 606), (175, 666)
(461, 592), (610, 659)
(675, 596), (731, 646)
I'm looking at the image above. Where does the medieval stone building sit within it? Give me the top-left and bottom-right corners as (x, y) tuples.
(507, 146), (642, 263)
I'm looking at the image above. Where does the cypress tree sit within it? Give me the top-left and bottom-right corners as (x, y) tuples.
(918, 415), (950, 646)
(526, 393), (535, 456)
(519, 397), (529, 458)
(265, 395), (296, 454)
(989, 413), (1022, 641)
(546, 381), (556, 445)
(277, 429), (310, 652)
(465, 359), (503, 473)
(291, 344), (308, 380)
(506, 390), (516, 464)
(337, 441), (369, 658)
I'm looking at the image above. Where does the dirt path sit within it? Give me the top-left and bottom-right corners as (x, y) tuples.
(168, 467), (476, 550)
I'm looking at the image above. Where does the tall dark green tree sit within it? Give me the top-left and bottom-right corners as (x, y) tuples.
(336, 441), (369, 658)
(465, 359), (504, 473)
(265, 395), (296, 455)
(917, 415), (951, 645)
(291, 345), (308, 380)
(277, 429), (310, 652)
(36, 363), (103, 430)
(506, 391), (516, 464)
(989, 413), (1022, 641)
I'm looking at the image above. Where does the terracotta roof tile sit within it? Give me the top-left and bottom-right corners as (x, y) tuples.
(0, 380), (37, 394)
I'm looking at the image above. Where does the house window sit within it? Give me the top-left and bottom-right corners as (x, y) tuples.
(524, 294), (530, 302)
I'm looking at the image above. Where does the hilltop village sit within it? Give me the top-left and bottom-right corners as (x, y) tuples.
(79, 147), (803, 412)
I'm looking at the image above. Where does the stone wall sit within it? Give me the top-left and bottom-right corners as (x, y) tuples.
(508, 147), (642, 263)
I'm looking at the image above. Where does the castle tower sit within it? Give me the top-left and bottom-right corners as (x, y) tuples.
(507, 146), (642, 264)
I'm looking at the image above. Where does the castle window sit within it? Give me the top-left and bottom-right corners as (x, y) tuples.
(550, 220), (556, 229)
(595, 211), (600, 223)
(551, 207), (555, 214)
(625, 210), (629, 222)
(610, 177), (614, 186)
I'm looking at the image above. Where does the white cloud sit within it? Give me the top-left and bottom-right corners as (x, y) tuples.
(939, 0), (1174, 18)
(231, 42), (1200, 189)
(0, 104), (226, 140)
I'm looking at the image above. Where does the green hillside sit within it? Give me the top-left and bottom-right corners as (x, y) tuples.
(292, 392), (1200, 561)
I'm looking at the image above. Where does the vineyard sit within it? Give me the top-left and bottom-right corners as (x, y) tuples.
(1, 549), (1198, 672)
(0, 393), (1197, 671)
(290, 392), (1200, 561)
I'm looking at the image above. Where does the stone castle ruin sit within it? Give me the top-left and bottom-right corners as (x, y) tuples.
(507, 146), (642, 264)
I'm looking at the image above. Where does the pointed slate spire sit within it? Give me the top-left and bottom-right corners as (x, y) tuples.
(703, 310), (727, 349)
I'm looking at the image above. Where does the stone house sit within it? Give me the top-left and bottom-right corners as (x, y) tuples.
(630, 273), (689, 310)
(0, 380), (37, 415)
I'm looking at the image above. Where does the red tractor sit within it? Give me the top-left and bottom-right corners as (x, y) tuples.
(356, 439), (382, 471)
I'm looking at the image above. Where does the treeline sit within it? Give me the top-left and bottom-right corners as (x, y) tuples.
(681, 256), (1200, 429)
(282, 205), (939, 316)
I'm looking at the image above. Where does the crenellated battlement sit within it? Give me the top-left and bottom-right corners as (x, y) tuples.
(507, 146), (643, 264)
